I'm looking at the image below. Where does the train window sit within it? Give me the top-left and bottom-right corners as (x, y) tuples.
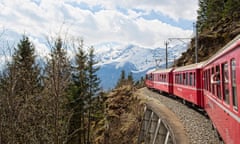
(211, 67), (215, 95)
(203, 71), (206, 89)
(175, 74), (178, 83)
(186, 72), (188, 85)
(222, 63), (230, 104)
(175, 74), (177, 83)
(193, 72), (196, 86)
(231, 59), (238, 111)
(189, 72), (192, 86)
(184, 73), (186, 85)
(216, 65), (221, 99)
(204, 71), (207, 90)
(179, 74), (181, 84)
(180, 73), (182, 84)
(208, 69), (211, 92)
(175, 74), (177, 84)
(178, 74), (180, 84)
(205, 71), (208, 90)
(205, 70), (208, 91)
(176, 74), (179, 84)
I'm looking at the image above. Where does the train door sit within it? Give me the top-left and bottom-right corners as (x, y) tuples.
(229, 58), (239, 143)
(221, 61), (237, 143)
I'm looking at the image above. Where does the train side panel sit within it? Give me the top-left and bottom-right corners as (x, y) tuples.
(145, 73), (154, 89)
(152, 68), (173, 94)
(203, 40), (240, 144)
(173, 63), (204, 108)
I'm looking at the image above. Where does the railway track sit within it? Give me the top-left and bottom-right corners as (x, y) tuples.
(139, 87), (222, 144)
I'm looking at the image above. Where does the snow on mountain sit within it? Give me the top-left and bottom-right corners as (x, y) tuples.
(0, 32), (188, 90)
(95, 43), (188, 90)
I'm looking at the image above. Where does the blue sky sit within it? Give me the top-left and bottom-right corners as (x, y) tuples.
(0, 0), (198, 58)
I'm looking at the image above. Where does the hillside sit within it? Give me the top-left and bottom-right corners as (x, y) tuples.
(175, 18), (240, 66)
(93, 85), (144, 144)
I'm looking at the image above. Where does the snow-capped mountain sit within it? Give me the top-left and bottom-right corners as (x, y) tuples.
(95, 43), (188, 90)
(0, 31), (188, 90)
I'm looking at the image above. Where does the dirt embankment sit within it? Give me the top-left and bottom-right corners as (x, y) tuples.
(93, 85), (145, 144)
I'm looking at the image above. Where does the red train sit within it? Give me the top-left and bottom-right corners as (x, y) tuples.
(145, 34), (240, 144)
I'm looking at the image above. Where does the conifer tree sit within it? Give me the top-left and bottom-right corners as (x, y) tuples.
(86, 46), (101, 144)
(12, 35), (41, 98)
(0, 35), (42, 143)
(43, 37), (72, 144)
(223, 0), (240, 20)
(127, 72), (134, 85)
(206, 0), (225, 24)
(116, 70), (126, 88)
(197, 0), (208, 31)
(68, 40), (88, 143)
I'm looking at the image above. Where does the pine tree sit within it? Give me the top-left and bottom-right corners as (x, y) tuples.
(197, 0), (226, 31)
(197, 0), (208, 31)
(206, 0), (225, 24)
(0, 35), (42, 143)
(86, 46), (101, 144)
(116, 70), (126, 88)
(68, 40), (88, 143)
(127, 72), (134, 85)
(12, 35), (41, 98)
(223, 0), (240, 20)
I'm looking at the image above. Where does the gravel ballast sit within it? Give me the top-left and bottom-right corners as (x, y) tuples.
(140, 87), (222, 144)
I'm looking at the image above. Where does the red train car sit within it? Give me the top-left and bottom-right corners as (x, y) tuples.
(152, 68), (174, 94)
(145, 70), (154, 89)
(173, 62), (205, 108)
(203, 35), (240, 144)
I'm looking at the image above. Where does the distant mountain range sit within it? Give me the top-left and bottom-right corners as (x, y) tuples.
(94, 43), (188, 90)
(0, 31), (188, 90)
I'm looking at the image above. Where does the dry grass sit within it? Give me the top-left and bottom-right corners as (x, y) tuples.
(93, 85), (145, 144)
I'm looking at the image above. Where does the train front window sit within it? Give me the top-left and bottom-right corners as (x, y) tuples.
(222, 63), (230, 104)
(231, 59), (238, 111)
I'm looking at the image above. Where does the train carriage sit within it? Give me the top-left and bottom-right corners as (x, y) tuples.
(203, 35), (240, 144)
(152, 68), (174, 94)
(145, 70), (154, 89)
(173, 62), (205, 108)
(145, 34), (240, 144)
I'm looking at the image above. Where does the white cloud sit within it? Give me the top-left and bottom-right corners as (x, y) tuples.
(71, 0), (198, 21)
(0, 0), (198, 49)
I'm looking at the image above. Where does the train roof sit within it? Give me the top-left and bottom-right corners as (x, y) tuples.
(152, 67), (174, 74)
(204, 34), (240, 66)
(173, 61), (206, 72)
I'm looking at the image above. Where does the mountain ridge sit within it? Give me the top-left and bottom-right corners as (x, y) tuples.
(95, 43), (188, 90)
